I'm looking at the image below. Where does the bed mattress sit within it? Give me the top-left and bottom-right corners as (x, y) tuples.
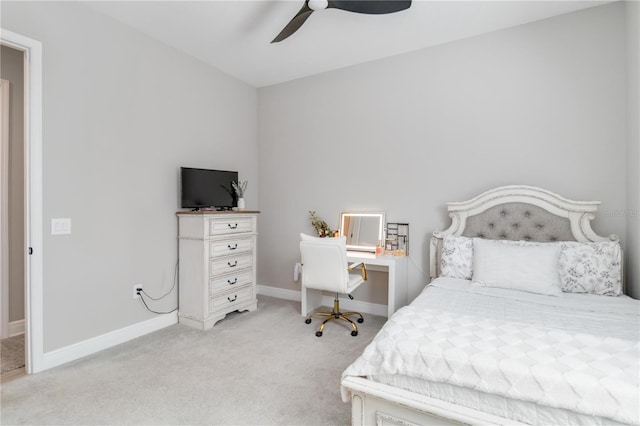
(342, 277), (640, 426)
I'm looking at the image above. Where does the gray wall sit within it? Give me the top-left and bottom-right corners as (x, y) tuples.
(0, 45), (25, 322)
(258, 2), (632, 302)
(626, 0), (640, 299)
(1, 1), (258, 351)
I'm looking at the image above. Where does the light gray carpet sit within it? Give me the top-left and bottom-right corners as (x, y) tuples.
(1, 334), (25, 374)
(1, 296), (385, 425)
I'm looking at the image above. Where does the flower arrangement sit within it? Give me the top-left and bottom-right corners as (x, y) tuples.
(232, 181), (248, 198)
(309, 211), (337, 238)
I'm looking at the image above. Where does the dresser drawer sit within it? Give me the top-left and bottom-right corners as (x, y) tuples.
(210, 271), (253, 292)
(209, 217), (254, 235)
(209, 285), (252, 313)
(209, 238), (253, 258)
(209, 254), (253, 276)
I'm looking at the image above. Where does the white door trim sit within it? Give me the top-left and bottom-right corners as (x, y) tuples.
(0, 28), (44, 373)
(0, 78), (9, 340)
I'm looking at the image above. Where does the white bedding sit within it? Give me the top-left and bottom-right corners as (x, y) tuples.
(375, 374), (631, 426)
(342, 277), (640, 425)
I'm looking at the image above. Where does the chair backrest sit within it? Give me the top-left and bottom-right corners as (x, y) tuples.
(299, 233), (350, 293)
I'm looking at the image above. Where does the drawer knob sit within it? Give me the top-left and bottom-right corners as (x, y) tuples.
(227, 260), (238, 268)
(227, 243), (238, 250)
(227, 278), (238, 285)
(228, 295), (238, 302)
(227, 223), (238, 229)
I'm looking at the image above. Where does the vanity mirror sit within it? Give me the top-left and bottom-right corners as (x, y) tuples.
(339, 212), (385, 252)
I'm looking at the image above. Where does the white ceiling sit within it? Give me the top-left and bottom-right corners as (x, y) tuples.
(82, 0), (610, 87)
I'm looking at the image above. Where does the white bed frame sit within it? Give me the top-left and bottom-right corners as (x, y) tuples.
(341, 185), (620, 426)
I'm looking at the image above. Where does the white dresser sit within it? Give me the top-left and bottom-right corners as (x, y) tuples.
(177, 211), (259, 330)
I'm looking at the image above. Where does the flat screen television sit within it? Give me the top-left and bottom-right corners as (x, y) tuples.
(180, 167), (238, 210)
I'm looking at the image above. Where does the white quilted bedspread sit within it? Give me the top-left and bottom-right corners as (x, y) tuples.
(342, 278), (640, 425)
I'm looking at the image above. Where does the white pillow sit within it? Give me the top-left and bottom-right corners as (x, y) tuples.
(558, 241), (622, 296)
(440, 235), (473, 280)
(472, 238), (562, 296)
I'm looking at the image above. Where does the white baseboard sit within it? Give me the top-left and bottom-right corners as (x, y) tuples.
(256, 284), (300, 301)
(9, 319), (24, 337)
(256, 285), (387, 317)
(42, 312), (177, 371)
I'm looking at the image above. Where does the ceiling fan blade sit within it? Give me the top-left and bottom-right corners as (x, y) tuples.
(272, 2), (315, 43)
(327, 0), (411, 14)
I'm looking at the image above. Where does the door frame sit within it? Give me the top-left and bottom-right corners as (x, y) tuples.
(1, 78), (9, 340)
(0, 28), (43, 374)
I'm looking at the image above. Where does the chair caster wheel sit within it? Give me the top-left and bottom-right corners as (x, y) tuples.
(305, 318), (311, 324)
(351, 330), (358, 336)
(316, 331), (323, 337)
(357, 318), (364, 323)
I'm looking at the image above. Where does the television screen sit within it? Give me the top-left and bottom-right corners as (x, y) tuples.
(181, 167), (238, 209)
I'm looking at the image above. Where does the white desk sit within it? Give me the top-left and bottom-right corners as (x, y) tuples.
(301, 252), (408, 319)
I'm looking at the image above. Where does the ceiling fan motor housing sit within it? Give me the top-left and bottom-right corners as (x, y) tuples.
(308, 0), (329, 11)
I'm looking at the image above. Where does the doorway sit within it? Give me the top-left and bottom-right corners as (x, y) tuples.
(0, 46), (26, 380)
(0, 29), (43, 375)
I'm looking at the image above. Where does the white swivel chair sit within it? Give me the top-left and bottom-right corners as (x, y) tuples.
(299, 233), (368, 337)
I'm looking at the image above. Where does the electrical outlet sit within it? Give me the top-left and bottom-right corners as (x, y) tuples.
(133, 284), (143, 299)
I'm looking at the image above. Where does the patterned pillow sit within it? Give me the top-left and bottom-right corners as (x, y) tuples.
(440, 235), (473, 280)
(558, 241), (622, 296)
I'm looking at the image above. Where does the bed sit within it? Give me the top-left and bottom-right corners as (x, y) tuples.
(341, 185), (639, 426)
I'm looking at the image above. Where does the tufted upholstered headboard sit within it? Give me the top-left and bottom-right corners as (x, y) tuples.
(429, 185), (620, 282)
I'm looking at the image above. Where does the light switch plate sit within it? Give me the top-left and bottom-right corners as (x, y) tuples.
(51, 218), (71, 235)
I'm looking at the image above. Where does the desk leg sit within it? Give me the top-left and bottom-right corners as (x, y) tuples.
(387, 263), (395, 319)
(387, 258), (408, 318)
(301, 287), (322, 317)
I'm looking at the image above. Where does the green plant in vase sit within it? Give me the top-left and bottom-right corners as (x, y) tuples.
(309, 211), (337, 237)
(232, 180), (248, 210)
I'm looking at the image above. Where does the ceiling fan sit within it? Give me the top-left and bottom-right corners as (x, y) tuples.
(272, 0), (412, 43)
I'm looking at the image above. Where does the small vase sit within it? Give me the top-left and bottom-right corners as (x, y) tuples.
(237, 198), (246, 211)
